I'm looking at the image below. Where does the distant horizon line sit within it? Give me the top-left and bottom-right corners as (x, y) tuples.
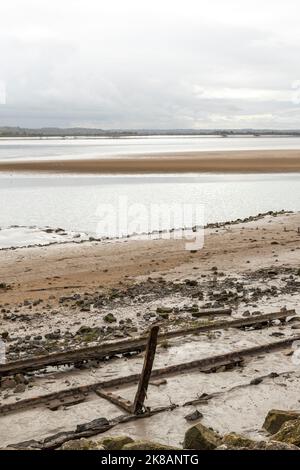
(1, 126), (300, 136)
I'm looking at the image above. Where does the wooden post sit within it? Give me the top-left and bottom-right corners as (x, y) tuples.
(132, 325), (159, 415)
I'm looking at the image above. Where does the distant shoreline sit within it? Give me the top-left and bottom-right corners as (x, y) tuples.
(1, 149), (300, 173)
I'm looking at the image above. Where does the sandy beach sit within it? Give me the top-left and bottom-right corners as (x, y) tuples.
(1, 211), (300, 449)
(1, 149), (300, 173)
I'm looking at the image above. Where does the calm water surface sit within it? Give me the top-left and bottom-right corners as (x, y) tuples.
(1, 136), (300, 161)
(0, 173), (299, 237)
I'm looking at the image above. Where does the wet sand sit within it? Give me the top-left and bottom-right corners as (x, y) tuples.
(1, 211), (300, 448)
(1, 149), (300, 173)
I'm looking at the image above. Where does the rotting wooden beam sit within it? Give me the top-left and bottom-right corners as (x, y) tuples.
(8, 404), (178, 450)
(0, 309), (293, 377)
(95, 389), (133, 413)
(1, 333), (299, 417)
(182, 370), (295, 407)
(47, 393), (86, 411)
(183, 307), (232, 316)
(132, 325), (159, 414)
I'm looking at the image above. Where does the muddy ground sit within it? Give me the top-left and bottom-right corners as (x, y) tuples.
(0, 211), (300, 448)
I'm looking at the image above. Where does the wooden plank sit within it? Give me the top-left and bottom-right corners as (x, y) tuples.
(0, 333), (299, 417)
(0, 309), (293, 377)
(47, 393), (86, 411)
(185, 307), (232, 316)
(132, 326), (159, 414)
(95, 389), (133, 413)
(8, 404), (178, 450)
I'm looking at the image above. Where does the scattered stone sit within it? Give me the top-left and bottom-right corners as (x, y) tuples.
(14, 383), (26, 394)
(184, 410), (203, 422)
(103, 313), (117, 323)
(1, 377), (17, 390)
(250, 377), (263, 385)
(156, 307), (173, 314)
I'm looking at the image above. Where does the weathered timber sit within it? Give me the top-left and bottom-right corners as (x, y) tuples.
(185, 307), (232, 316)
(9, 404), (178, 450)
(1, 333), (299, 417)
(95, 389), (133, 413)
(183, 370), (294, 407)
(0, 309), (293, 377)
(132, 325), (159, 414)
(47, 393), (86, 411)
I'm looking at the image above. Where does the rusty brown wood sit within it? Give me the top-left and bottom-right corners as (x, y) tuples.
(132, 325), (159, 414)
(1, 333), (299, 417)
(0, 309), (293, 377)
(95, 388), (133, 413)
(8, 404), (178, 450)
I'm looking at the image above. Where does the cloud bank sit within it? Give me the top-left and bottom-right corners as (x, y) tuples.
(1, 0), (300, 129)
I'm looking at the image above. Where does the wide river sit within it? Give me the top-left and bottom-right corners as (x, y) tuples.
(1, 135), (300, 161)
(0, 136), (299, 246)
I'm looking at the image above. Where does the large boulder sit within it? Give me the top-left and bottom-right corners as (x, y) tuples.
(255, 440), (299, 450)
(61, 438), (105, 450)
(222, 432), (256, 449)
(272, 419), (300, 447)
(123, 441), (180, 450)
(217, 441), (299, 451)
(184, 423), (221, 450)
(263, 409), (300, 434)
(99, 435), (134, 450)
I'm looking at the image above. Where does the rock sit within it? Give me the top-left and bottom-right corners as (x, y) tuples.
(14, 383), (26, 394)
(184, 423), (221, 450)
(45, 331), (61, 340)
(61, 438), (105, 450)
(15, 373), (26, 384)
(222, 432), (256, 449)
(263, 409), (300, 435)
(99, 435), (134, 450)
(1, 377), (17, 390)
(255, 440), (299, 450)
(272, 418), (300, 446)
(242, 310), (251, 317)
(185, 280), (198, 287)
(104, 313), (117, 323)
(156, 307), (173, 314)
(123, 440), (180, 450)
(184, 410), (203, 422)
(158, 312), (169, 320)
(250, 377), (263, 385)
(216, 441), (299, 451)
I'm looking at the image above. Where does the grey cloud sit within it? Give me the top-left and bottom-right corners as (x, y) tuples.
(1, 0), (300, 128)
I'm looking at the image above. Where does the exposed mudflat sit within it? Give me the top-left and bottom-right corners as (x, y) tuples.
(0, 211), (300, 448)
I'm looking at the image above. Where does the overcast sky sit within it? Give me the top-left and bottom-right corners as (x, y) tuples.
(1, 0), (300, 129)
